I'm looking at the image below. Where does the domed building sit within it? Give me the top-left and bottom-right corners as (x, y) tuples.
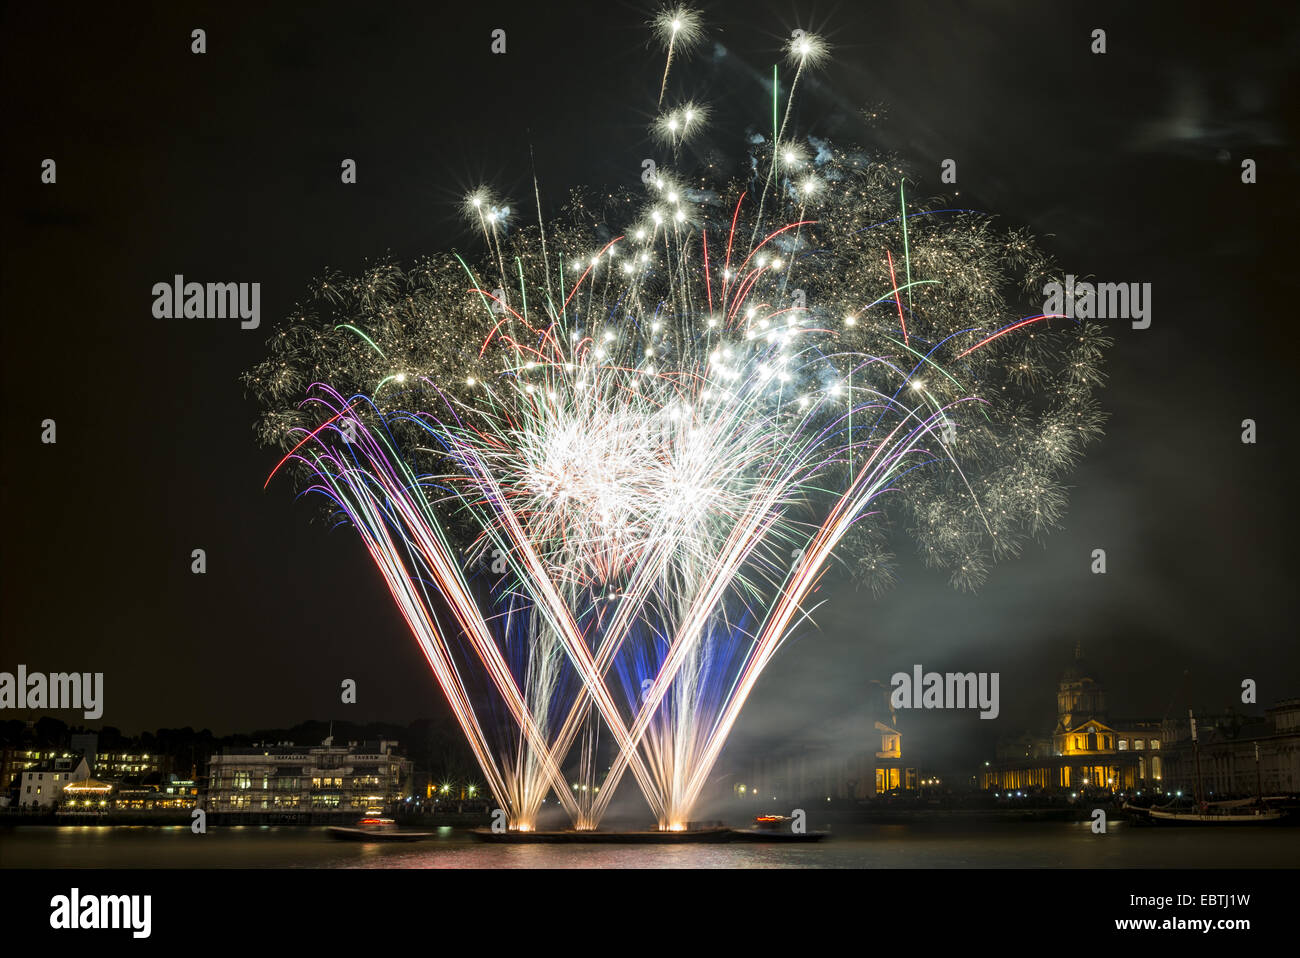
(1055, 645), (1107, 738)
(982, 645), (1163, 792)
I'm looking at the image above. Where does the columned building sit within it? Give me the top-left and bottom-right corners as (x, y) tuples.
(982, 647), (1162, 792)
(1158, 699), (1300, 797)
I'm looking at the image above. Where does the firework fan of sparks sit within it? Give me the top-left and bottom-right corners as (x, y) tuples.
(244, 9), (1109, 830)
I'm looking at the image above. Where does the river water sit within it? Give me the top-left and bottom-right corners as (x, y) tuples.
(3, 821), (1297, 868)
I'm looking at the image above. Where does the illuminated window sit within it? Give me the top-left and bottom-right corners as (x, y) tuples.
(1118, 740), (1128, 750)
(1134, 740), (1144, 750)
(1150, 739), (1160, 750)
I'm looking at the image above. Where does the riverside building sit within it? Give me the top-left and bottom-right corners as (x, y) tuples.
(982, 647), (1162, 792)
(206, 738), (411, 818)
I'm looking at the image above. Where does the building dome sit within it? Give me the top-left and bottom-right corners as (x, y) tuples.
(1060, 642), (1100, 687)
(1057, 643), (1106, 731)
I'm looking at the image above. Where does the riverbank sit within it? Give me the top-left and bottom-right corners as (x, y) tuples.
(0, 805), (1150, 828)
(0, 809), (494, 827)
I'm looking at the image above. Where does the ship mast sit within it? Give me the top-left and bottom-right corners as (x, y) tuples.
(1189, 708), (1203, 807)
(1255, 741), (1262, 806)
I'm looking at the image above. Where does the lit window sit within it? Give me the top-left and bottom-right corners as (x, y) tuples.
(1118, 740), (1128, 750)
(1134, 740), (1144, 750)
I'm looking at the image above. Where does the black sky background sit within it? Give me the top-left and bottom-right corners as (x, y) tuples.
(2, 1), (1297, 772)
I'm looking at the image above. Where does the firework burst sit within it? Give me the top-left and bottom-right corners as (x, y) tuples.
(652, 5), (706, 107)
(245, 10), (1108, 830)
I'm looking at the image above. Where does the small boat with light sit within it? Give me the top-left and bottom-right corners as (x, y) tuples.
(328, 816), (433, 842)
(730, 814), (829, 842)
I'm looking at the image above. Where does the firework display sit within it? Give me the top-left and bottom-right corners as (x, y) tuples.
(244, 11), (1108, 830)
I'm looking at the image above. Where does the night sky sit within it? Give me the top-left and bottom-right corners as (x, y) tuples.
(2, 1), (1296, 769)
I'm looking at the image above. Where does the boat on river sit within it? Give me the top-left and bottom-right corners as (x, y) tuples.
(1129, 798), (1286, 825)
(730, 814), (829, 842)
(328, 816), (433, 842)
(1124, 709), (1288, 826)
